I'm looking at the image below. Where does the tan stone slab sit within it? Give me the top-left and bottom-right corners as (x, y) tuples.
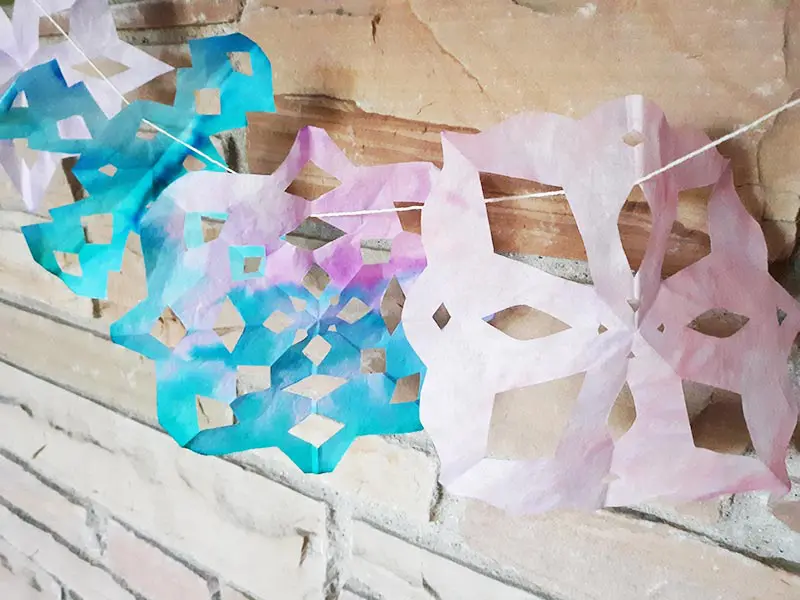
(460, 501), (800, 600)
(0, 361), (326, 600)
(351, 521), (541, 599)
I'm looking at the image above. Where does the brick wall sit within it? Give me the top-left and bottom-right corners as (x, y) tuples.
(1, 1), (800, 599)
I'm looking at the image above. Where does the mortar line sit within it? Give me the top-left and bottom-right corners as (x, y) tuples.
(0, 492), (150, 600)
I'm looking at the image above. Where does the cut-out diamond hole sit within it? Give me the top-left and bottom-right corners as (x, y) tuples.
(777, 308), (788, 326)
(201, 216), (225, 243)
(286, 161), (341, 201)
(150, 306), (186, 349)
(183, 155), (206, 172)
(237, 365), (271, 396)
(195, 88), (222, 115)
(622, 130), (644, 147)
(288, 414), (345, 447)
(73, 56), (130, 79)
(330, 294), (340, 306)
(488, 373), (584, 460)
(13, 138), (38, 169)
(381, 277), (405, 334)
(57, 115), (91, 140)
(285, 375), (347, 401)
(284, 217), (345, 251)
(627, 351), (635, 359)
(80, 213), (114, 244)
(54, 250), (81, 276)
(598, 324), (608, 334)
(361, 239), (392, 265)
(98, 164), (117, 177)
(690, 387), (750, 455)
(136, 122), (158, 140)
(228, 51), (253, 75)
(391, 373), (421, 404)
(302, 265), (330, 298)
(294, 329), (309, 344)
(290, 297), (307, 312)
(687, 308), (749, 338)
(485, 305), (570, 340)
(361, 348), (386, 374)
(244, 256), (262, 274)
(338, 297), (371, 324)
(618, 187), (652, 273)
(657, 323), (665, 333)
(196, 395), (235, 429)
(263, 311), (293, 334)
(608, 382), (636, 441)
(303, 335), (332, 365)
(213, 297), (245, 352)
(433, 303), (451, 330)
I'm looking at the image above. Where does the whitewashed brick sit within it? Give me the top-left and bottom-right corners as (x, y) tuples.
(350, 522), (540, 599)
(0, 537), (63, 598)
(0, 362), (326, 600)
(459, 501), (800, 600)
(0, 505), (133, 600)
(103, 520), (211, 600)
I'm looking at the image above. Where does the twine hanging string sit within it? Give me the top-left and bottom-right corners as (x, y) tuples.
(34, 0), (800, 218)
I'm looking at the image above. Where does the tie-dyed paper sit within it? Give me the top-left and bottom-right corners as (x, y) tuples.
(402, 96), (800, 513)
(19, 32), (275, 298)
(0, 0), (172, 209)
(111, 126), (434, 473)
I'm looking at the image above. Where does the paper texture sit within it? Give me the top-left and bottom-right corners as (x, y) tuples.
(403, 96), (800, 512)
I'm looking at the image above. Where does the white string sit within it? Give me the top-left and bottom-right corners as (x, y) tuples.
(33, 0), (800, 219)
(313, 96), (800, 219)
(31, 0), (237, 174)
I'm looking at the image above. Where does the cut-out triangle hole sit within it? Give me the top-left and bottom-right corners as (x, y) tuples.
(11, 91), (28, 108)
(657, 323), (665, 333)
(213, 297), (245, 352)
(73, 56), (130, 79)
(338, 297), (371, 324)
(598, 324), (608, 334)
(302, 265), (330, 298)
(285, 161), (341, 201)
(150, 306), (186, 349)
(361, 239), (392, 265)
(433, 304), (451, 330)
(263, 311), (293, 333)
(228, 51), (253, 76)
(361, 348), (386, 374)
(288, 414), (345, 447)
(201, 215), (226, 244)
(777, 307), (788, 326)
(687, 308), (749, 338)
(485, 305), (570, 340)
(627, 298), (640, 313)
(391, 373), (421, 404)
(237, 365), (271, 396)
(284, 217), (346, 251)
(381, 277), (405, 334)
(285, 375), (347, 401)
(196, 395), (235, 429)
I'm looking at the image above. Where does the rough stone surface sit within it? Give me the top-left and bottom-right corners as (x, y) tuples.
(350, 522), (541, 600)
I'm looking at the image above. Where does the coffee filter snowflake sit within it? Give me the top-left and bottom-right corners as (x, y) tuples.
(402, 96), (800, 513)
(0, 0), (172, 209)
(111, 126), (436, 473)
